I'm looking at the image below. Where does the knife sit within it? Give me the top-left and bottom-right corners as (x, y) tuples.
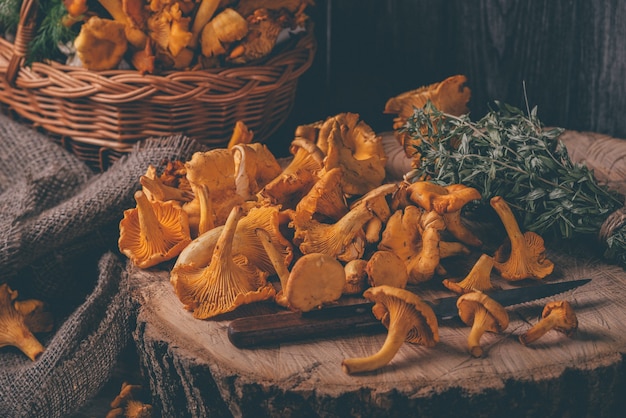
(227, 278), (591, 348)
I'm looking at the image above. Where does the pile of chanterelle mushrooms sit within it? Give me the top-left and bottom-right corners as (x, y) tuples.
(64, 0), (312, 72)
(117, 75), (580, 374)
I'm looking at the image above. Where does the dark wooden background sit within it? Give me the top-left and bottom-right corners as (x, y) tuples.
(268, 0), (626, 157)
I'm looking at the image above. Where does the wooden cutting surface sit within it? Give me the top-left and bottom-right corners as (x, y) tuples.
(130, 130), (626, 418)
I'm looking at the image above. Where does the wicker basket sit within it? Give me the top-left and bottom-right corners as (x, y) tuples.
(0, 0), (316, 171)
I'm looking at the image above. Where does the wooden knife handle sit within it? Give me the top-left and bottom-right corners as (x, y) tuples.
(227, 304), (383, 348)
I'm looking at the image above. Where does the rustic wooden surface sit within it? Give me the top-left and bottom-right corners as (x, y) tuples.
(129, 132), (626, 418)
(559, 131), (626, 196)
(130, 246), (626, 418)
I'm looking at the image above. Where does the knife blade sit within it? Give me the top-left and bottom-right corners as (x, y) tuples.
(227, 278), (591, 348)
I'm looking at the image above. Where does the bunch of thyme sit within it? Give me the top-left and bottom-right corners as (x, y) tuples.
(402, 101), (626, 266)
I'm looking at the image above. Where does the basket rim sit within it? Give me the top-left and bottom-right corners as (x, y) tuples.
(0, 28), (316, 104)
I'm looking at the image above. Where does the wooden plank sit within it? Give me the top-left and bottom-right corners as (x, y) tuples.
(274, 0), (626, 160)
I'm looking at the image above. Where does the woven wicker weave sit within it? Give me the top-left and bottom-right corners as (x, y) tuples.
(0, 0), (316, 171)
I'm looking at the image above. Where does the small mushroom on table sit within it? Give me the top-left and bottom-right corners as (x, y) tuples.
(456, 291), (509, 358)
(342, 285), (439, 374)
(519, 300), (578, 345)
(0, 284), (53, 361)
(490, 196), (554, 281)
(442, 253), (497, 294)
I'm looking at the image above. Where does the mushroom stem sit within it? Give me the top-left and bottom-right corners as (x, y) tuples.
(197, 184), (215, 235)
(467, 306), (492, 357)
(256, 228), (290, 291)
(518, 301), (578, 345)
(1, 284), (46, 361)
(519, 314), (561, 345)
(8, 329), (44, 361)
(290, 138), (325, 167)
(140, 175), (193, 202)
(342, 321), (411, 374)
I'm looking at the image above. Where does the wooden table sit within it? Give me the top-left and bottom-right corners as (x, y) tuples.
(129, 130), (626, 418)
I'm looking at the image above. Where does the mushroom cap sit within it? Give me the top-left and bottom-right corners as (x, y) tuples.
(285, 253), (346, 312)
(408, 181), (481, 214)
(542, 300), (578, 335)
(317, 113), (387, 196)
(384, 74), (471, 122)
(366, 250), (408, 289)
(456, 291), (509, 332)
(294, 167), (349, 224)
(74, 16), (128, 70)
(364, 285), (439, 347)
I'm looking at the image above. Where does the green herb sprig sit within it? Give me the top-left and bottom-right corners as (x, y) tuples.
(28, 0), (79, 65)
(0, 0), (21, 33)
(402, 101), (626, 266)
(0, 0), (79, 65)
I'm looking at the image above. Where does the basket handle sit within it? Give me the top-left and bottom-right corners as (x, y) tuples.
(4, 0), (38, 85)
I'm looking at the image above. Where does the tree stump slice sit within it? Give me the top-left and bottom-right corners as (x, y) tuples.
(130, 130), (626, 418)
(559, 130), (626, 196)
(130, 249), (626, 418)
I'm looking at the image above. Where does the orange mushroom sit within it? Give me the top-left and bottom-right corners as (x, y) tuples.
(490, 196), (554, 281)
(173, 206), (276, 319)
(519, 300), (578, 345)
(118, 190), (191, 269)
(74, 16), (128, 70)
(0, 284), (50, 361)
(366, 250), (408, 289)
(442, 254), (497, 295)
(316, 113), (387, 196)
(171, 204), (293, 286)
(407, 181), (483, 248)
(456, 291), (509, 357)
(341, 285), (439, 374)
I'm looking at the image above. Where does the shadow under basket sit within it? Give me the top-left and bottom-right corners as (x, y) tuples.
(0, 0), (316, 172)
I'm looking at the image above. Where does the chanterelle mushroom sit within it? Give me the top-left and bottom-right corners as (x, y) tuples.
(316, 113), (387, 196)
(378, 206), (445, 284)
(257, 227), (345, 311)
(292, 167), (348, 225)
(442, 254), (497, 295)
(519, 300), (578, 345)
(173, 206), (276, 319)
(74, 16), (128, 70)
(118, 191), (191, 269)
(0, 284), (50, 361)
(383, 75), (471, 163)
(343, 259), (369, 295)
(171, 204), (293, 287)
(490, 196), (554, 281)
(456, 291), (509, 358)
(407, 181), (483, 248)
(291, 188), (376, 262)
(341, 285), (439, 374)
(366, 250), (408, 289)
(259, 136), (325, 209)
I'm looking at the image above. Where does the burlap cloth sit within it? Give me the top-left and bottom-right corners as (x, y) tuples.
(0, 113), (204, 418)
